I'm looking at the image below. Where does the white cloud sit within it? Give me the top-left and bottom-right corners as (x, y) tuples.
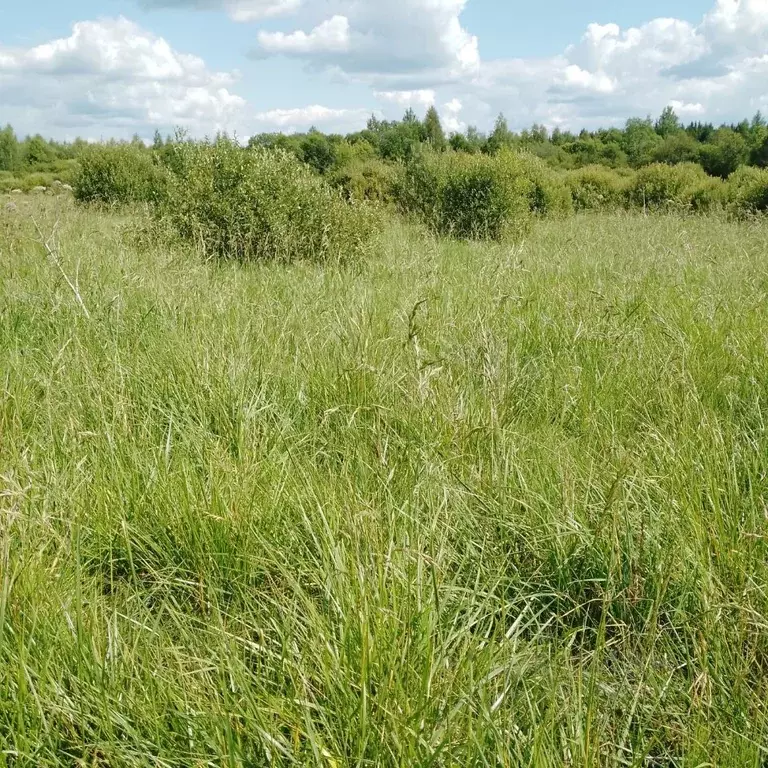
(253, 104), (371, 132)
(374, 89), (436, 108)
(247, 0), (768, 131)
(0, 18), (246, 139)
(7, 0), (768, 141)
(138, 0), (300, 22)
(442, 97), (465, 133)
(668, 99), (706, 116)
(453, 0), (768, 131)
(253, 0), (478, 84)
(258, 15), (350, 54)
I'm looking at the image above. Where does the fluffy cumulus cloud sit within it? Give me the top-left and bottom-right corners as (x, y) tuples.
(254, 0), (479, 84)
(5, 0), (768, 139)
(470, 0), (768, 129)
(258, 15), (350, 54)
(0, 17), (246, 138)
(247, 0), (768, 131)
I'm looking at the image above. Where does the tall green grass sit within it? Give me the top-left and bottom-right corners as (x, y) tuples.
(2, 197), (768, 765)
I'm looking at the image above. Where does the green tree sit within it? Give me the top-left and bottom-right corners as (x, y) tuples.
(22, 134), (56, 166)
(751, 133), (768, 168)
(655, 106), (681, 138)
(378, 113), (424, 162)
(623, 118), (662, 167)
(651, 132), (701, 165)
(486, 113), (513, 154)
(300, 132), (336, 174)
(0, 124), (19, 172)
(700, 128), (749, 178)
(422, 106), (446, 151)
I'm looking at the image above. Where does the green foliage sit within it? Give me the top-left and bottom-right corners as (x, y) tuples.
(751, 133), (768, 168)
(623, 118), (663, 167)
(726, 166), (768, 216)
(378, 118), (425, 162)
(687, 176), (726, 213)
(516, 152), (574, 217)
(565, 137), (627, 168)
(397, 148), (533, 240)
(651, 132), (701, 165)
(654, 105), (682, 137)
(422, 106), (446, 151)
(329, 156), (399, 203)
(299, 132), (337, 174)
(0, 124), (20, 172)
(565, 165), (630, 211)
(486, 113), (514, 155)
(700, 128), (749, 178)
(4, 203), (768, 764)
(22, 134), (57, 166)
(73, 143), (168, 206)
(626, 162), (710, 211)
(160, 137), (379, 263)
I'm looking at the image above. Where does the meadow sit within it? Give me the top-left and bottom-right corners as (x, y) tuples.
(2, 189), (768, 766)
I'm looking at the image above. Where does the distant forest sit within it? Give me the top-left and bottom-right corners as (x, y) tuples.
(3, 104), (768, 181)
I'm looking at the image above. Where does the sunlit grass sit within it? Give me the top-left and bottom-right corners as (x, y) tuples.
(2, 197), (768, 765)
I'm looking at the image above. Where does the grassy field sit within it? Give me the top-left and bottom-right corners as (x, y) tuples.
(2, 196), (768, 766)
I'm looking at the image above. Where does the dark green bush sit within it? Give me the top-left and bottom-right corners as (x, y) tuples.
(726, 166), (768, 216)
(396, 149), (535, 240)
(160, 137), (379, 263)
(625, 163), (710, 211)
(516, 153), (573, 217)
(566, 165), (630, 211)
(74, 144), (168, 206)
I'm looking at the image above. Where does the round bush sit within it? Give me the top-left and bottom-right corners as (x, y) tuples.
(565, 165), (629, 211)
(625, 163), (709, 211)
(687, 177), (726, 213)
(160, 138), (379, 263)
(74, 144), (168, 206)
(515, 153), (574, 218)
(329, 157), (399, 204)
(726, 166), (768, 217)
(397, 149), (534, 241)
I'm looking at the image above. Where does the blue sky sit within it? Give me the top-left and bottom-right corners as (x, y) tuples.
(1, 0), (766, 140)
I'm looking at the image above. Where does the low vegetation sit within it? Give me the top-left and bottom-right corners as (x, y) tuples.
(158, 137), (379, 263)
(2, 195), (768, 764)
(2, 104), (768, 764)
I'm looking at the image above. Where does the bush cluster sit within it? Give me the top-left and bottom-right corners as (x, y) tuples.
(726, 166), (768, 216)
(565, 165), (629, 211)
(625, 163), (711, 211)
(159, 138), (380, 263)
(64, 137), (768, 258)
(329, 155), (399, 204)
(397, 150), (547, 240)
(74, 145), (168, 206)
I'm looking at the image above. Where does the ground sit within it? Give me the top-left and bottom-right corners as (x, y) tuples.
(2, 196), (768, 765)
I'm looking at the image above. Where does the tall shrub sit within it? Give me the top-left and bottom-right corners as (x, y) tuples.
(566, 165), (629, 211)
(397, 149), (534, 240)
(515, 152), (573, 217)
(160, 138), (379, 263)
(625, 163), (710, 211)
(726, 166), (768, 216)
(74, 144), (168, 205)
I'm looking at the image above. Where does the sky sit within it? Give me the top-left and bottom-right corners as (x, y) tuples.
(1, 0), (767, 141)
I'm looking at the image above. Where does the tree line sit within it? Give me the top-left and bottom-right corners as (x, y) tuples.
(3, 105), (768, 181)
